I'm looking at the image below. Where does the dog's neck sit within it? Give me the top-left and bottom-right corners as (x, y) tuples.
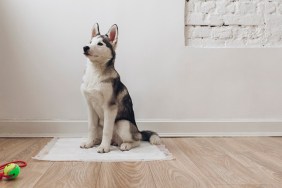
(84, 58), (117, 86)
(86, 58), (115, 75)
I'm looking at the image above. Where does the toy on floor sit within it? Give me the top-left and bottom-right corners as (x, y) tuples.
(0, 161), (27, 180)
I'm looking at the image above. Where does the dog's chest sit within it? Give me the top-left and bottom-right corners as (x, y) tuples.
(81, 62), (116, 120)
(81, 78), (105, 121)
(81, 74), (104, 104)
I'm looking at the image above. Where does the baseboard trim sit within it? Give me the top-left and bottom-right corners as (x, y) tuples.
(0, 120), (282, 137)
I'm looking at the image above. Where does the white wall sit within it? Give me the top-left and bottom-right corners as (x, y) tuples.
(1, 0), (282, 124)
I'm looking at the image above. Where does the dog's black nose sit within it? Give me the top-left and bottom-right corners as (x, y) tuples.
(83, 46), (90, 53)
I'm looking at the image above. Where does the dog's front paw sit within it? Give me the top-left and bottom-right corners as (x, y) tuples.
(80, 141), (95, 149)
(97, 144), (110, 153)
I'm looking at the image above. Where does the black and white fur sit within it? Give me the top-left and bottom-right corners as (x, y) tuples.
(80, 23), (161, 153)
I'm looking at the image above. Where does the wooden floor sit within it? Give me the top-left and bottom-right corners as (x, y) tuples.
(0, 137), (282, 188)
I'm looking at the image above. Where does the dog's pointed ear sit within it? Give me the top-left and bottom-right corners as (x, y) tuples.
(106, 24), (118, 49)
(91, 23), (100, 38)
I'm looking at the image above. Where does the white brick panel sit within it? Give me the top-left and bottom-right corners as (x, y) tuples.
(212, 27), (233, 39)
(185, 0), (282, 47)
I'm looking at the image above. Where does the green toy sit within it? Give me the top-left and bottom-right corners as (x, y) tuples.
(4, 163), (21, 179)
(0, 161), (27, 180)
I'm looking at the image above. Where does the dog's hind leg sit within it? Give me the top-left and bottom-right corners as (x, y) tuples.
(115, 120), (141, 151)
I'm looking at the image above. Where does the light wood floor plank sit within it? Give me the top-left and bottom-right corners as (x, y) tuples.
(230, 184), (279, 188)
(97, 162), (156, 188)
(204, 137), (280, 185)
(7, 138), (52, 162)
(0, 139), (11, 154)
(0, 138), (53, 188)
(268, 137), (282, 145)
(149, 138), (216, 188)
(237, 137), (282, 154)
(227, 138), (282, 184)
(34, 162), (101, 188)
(0, 138), (38, 161)
(215, 185), (233, 188)
(177, 138), (260, 185)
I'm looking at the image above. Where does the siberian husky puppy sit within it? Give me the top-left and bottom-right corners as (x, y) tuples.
(80, 23), (161, 153)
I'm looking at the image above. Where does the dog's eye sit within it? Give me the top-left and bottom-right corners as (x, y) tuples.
(97, 42), (103, 46)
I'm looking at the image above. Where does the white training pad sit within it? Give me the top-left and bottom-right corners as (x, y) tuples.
(33, 138), (173, 162)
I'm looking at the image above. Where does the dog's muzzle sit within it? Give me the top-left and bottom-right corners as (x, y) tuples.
(83, 46), (90, 55)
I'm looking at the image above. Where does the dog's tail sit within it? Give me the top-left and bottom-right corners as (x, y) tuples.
(140, 130), (161, 145)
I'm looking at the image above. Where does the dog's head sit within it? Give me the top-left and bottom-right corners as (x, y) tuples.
(83, 23), (118, 64)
